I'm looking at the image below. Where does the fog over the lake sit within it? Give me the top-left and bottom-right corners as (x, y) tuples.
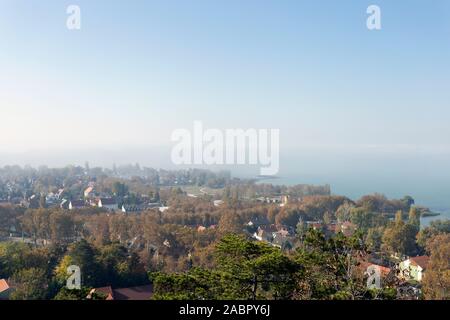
(1, 145), (449, 210)
(1, 1), (449, 209)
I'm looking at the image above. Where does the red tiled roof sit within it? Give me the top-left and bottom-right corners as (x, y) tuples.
(359, 262), (391, 276)
(410, 256), (430, 269)
(84, 187), (94, 195)
(112, 285), (153, 300)
(91, 285), (153, 300)
(0, 279), (10, 293)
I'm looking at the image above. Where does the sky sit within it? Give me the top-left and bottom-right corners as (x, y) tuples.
(1, 1), (450, 206)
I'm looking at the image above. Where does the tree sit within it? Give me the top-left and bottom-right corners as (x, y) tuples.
(395, 210), (403, 223)
(215, 234), (303, 300)
(266, 206), (278, 224)
(294, 229), (367, 300)
(98, 243), (147, 287)
(152, 267), (224, 300)
(335, 202), (354, 222)
(54, 255), (74, 284)
(0, 242), (29, 278)
(347, 207), (387, 232)
(217, 211), (242, 235)
(10, 268), (47, 300)
(54, 287), (91, 300)
(50, 211), (78, 244)
(422, 234), (450, 300)
(113, 182), (129, 198)
(323, 211), (333, 225)
(275, 208), (302, 228)
(39, 195), (47, 208)
(299, 196), (350, 221)
(408, 207), (420, 229)
(56, 240), (102, 287)
(296, 218), (308, 240)
(382, 219), (419, 256)
(154, 189), (161, 202)
(21, 209), (51, 244)
(0, 205), (22, 237)
(357, 194), (389, 212)
(365, 227), (384, 252)
(0, 242), (48, 279)
(401, 196), (415, 210)
(152, 235), (303, 300)
(417, 220), (450, 250)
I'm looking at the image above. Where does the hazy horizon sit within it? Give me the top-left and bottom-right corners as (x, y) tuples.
(1, 145), (450, 210)
(1, 1), (450, 208)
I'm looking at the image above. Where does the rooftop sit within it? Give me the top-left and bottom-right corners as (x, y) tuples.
(409, 256), (430, 269)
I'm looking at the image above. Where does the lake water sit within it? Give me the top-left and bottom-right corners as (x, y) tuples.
(255, 174), (450, 228)
(420, 209), (450, 227)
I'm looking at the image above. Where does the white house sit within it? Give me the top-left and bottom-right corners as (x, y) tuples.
(399, 256), (430, 282)
(213, 200), (224, 207)
(159, 206), (170, 213)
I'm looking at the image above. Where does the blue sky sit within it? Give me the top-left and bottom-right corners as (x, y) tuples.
(1, 1), (450, 171)
(1, 0), (450, 151)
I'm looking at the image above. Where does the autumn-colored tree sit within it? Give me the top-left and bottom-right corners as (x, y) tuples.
(217, 211), (243, 235)
(417, 220), (450, 251)
(49, 211), (78, 244)
(408, 206), (421, 229)
(382, 218), (419, 257)
(266, 206), (278, 224)
(299, 195), (350, 221)
(295, 229), (367, 300)
(422, 233), (450, 300)
(98, 243), (147, 287)
(275, 208), (302, 228)
(335, 202), (354, 223)
(349, 208), (387, 232)
(10, 267), (48, 300)
(365, 227), (384, 252)
(55, 240), (103, 287)
(0, 242), (49, 279)
(21, 209), (51, 244)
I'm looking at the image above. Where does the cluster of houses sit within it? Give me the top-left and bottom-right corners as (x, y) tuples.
(61, 197), (119, 211)
(360, 254), (430, 298)
(244, 215), (431, 299)
(256, 195), (290, 207)
(63, 198), (169, 214)
(1, 181), (170, 215)
(249, 219), (358, 250)
(58, 185), (168, 214)
(251, 224), (296, 250)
